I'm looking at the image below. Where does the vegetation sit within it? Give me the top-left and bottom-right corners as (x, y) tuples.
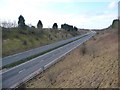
(73, 26), (78, 31)
(81, 43), (87, 56)
(52, 23), (58, 29)
(2, 15), (81, 57)
(37, 20), (43, 29)
(25, 28), (118, 88)
(3, 34), (85, 69)
(2, 28), (76, 57)
(18, 15), (26, 29)
(111, 19), (119, 29)
(61, 23), (78, 31)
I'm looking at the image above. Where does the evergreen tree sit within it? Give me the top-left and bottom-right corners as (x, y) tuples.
(37, 20), (43, 29)
(73, 26), (78, 31)
(18, 15), (26, 29)
(52, 23), (58, 29)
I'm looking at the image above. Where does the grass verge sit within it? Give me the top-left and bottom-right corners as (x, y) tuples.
(3, 34), (88, 69)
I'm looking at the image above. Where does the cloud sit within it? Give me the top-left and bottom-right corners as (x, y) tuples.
(108, 0), (118, 9)
(38, 0), (120, 3)
(0, 0), (117, 29)
(76, 13), (117, 29)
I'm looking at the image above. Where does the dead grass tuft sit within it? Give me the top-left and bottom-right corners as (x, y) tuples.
(25, 29), (118, 88)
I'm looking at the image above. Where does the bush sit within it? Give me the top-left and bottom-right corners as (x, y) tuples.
(37, 20), (43, 29)
(92, 36), (96, 40)
(47, 73), (56, 85)
(81, 43), (87, 56)
(15, 35), (20, 39)
(52, 23), (58, 29)
(19, 30), (27, 35)
(18, 15), (26, 29)
(96, 32), (99, 34)
(22, 40), (27, 45)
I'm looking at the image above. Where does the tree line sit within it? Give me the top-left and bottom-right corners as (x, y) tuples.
(1, 15), (78, 31)
(61, 23), (78, 31)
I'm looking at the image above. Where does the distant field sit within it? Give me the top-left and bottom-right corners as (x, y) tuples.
(2, 28), (82, 57)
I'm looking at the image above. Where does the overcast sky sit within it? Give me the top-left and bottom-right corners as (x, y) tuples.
(0, 0), (118, 29)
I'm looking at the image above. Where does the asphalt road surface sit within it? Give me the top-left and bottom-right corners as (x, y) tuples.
(2, 33), (90, 67)
(2, 31), (96, 88)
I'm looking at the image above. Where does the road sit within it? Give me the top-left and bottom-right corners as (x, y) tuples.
(2, 33), (89, 67)
(2, 31), (96, 88)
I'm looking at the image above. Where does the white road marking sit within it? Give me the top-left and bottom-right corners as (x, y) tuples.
(18, 69), (26, 73)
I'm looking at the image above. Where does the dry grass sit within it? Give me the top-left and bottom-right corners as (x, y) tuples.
(24, 29), (118, 88)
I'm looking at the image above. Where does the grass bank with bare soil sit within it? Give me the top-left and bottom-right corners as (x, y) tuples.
(2, 28), (82, 57)
(24, 28), (118, 88)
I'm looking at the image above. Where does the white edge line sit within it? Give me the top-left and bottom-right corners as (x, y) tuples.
(3, 32), (90, 59)
(2, 32), (90, 67)
(45, 33), (94, 68)
(2, 32), (92, 74)
(9, 32), (95, 88)
(10, 68), (43, 88)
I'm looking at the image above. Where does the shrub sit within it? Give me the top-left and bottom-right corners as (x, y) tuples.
(22, 40), (27, 45)
(18, 15), (26, 29)
(52, 23), (58, 29)
(81, 43), (87, 56)
(37, 20), (43, 29)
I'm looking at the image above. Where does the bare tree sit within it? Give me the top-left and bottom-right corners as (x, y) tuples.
(1, 20), (17, 28)
(13, 20), (17, 27)
(1, 21), (8, 28)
